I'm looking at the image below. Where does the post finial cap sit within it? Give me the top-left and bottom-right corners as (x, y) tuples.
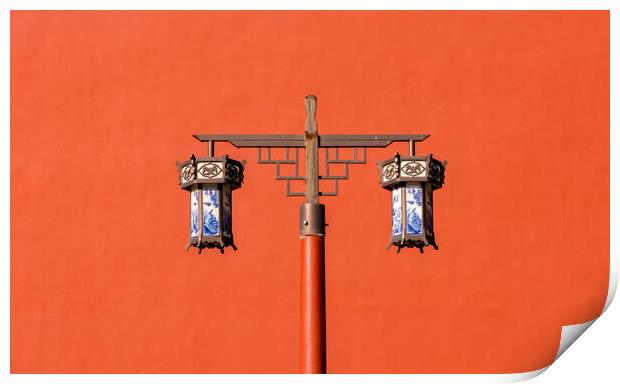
(304, 95), (318, 135)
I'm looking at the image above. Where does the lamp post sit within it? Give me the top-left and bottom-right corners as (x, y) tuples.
(177, 95), (446, 373)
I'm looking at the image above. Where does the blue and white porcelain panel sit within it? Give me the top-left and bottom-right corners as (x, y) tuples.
(392, 187), (403, 236)
(406, 184), (424, 235)
(190, 188), (199, 238)
(202, 185), (220, 236)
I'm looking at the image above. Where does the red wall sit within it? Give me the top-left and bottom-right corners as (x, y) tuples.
(10, 11), (609, 373)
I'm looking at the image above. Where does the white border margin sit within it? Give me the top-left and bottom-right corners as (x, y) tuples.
(1, 1), (616, 383)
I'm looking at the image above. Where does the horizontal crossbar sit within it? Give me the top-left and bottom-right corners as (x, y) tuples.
(193, 134), (429, 148)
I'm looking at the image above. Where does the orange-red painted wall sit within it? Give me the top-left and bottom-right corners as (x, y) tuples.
(11, 11), (609, 373)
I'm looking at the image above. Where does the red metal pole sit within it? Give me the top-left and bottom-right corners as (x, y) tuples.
(300, 95), (325, 373)
(300, 234), (325, 373)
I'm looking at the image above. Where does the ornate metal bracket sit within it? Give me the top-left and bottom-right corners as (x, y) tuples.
(194, 135), (424, 199)
(192, 96), (429, 200)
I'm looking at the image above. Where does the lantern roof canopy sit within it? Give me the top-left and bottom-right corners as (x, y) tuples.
(378, 153), (446, 190)
(177, 154), (245, 191)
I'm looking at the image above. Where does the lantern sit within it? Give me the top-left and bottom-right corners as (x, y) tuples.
(378, 153), (446, 252)
(177, 154), (245, 253)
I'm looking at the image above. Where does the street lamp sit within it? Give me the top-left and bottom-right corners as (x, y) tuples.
(177, 153), (245, 253)
(378, 152), (446, 252)
(176, 95), (446, 373)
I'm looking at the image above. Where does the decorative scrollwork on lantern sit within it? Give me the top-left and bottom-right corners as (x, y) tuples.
(428, 161), (445, 185)
(383, 163), (398, 181)
(401, 162), (426, 177)
(226, 163), (243, 183)
(181, 164), (195, 183)
(198, 162), (223, 178)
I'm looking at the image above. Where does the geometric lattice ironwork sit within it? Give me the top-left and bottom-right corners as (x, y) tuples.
(256, 146), (367, 197)
(319, 147), (366, 196)
(257, 147), (305, 197)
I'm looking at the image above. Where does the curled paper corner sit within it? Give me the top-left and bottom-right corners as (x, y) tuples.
(549, 264), (618, 364)
(551, 255), (619, 363)
(507, 317), (599, 382)
(498, 262), (619, 383)
(492, 320), (598, 383)
(553, 320), (596, 361)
